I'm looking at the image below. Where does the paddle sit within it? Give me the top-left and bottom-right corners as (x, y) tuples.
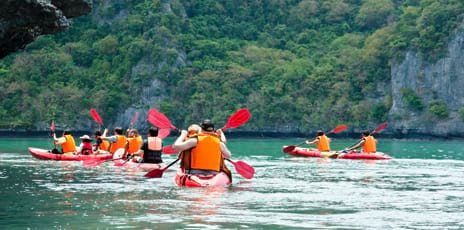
(90, 108), (105, 128)
(147, 108), (178, 130)
(49, 120), (58, 152)
(283, 124), (348, 153)
(129, 111), (139, 129)
(144, 158), (180, 178)
(226, 158), (254, 179)
(221, 108), (252, 130)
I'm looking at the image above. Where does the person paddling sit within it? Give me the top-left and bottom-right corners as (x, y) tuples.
(173, 120), (232, 177)
(53, 129), (77, 155)
(305, 130), (331, 152)
(125, 129), (143, 159)
(132, 127), (163, 163)
(101, 127), (128, 155)
(93, 130), (110, 154)
(341, 130), (377, 155)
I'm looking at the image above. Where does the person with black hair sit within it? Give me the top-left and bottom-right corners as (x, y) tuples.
(305, 130), (331, 152)
(53, 129), (77, 155)
(101, 127), (128, 154)
(132, 127), (163, 163)
(343, 130), (377, 153)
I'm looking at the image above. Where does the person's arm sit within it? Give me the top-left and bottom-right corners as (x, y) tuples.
(345, 139), (365, 151)
(305, 137), (319, 145)
(54, 136), (66, 145)
(173, 130), (197, 152)
(220, 142), (231, 159)
(216, 129), (227, 143)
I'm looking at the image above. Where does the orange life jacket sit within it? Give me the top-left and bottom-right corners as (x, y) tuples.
(109, 135), (127, 154)
(98, 140), (110, 151)
(61, 135), (76, 153)
(316, 135), (330, 151)
(190, 133), (222, 172)
(363, 135), (377, 153)
(127, 135), (143, 154)
(147, 136), (162, 151)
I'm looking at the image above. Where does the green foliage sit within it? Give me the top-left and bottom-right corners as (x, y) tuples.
(401, 88), (423, 110)
(428, 100), (448, 118)
(0, 0), (461, 130)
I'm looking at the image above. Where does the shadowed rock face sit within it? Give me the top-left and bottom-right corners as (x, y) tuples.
(0, 0), (92, 59)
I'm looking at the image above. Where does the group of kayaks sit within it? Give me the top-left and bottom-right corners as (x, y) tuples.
(28, 147), (231, 187)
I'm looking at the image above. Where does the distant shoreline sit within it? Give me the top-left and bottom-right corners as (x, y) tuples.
(0, 130), (462, 140)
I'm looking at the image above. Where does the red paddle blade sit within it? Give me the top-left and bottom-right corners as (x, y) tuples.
(330, 124), (348, 134)
(282, 145), (296, 153)
(144, 168), (165, 178)
(90, 108), (104, 126)
(158, 128), (170, 139)
(230, 159), (254, 179)
(50, 120), (55, 132)
(222, 108), (252, 130)
(162, 145), (177, 154)
(130, 111), (139, 128)
(373, 122), (388, 134)
(147, 108), (177, 130)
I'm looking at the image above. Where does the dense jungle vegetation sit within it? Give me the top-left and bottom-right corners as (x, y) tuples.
(0, 0), (463, 131)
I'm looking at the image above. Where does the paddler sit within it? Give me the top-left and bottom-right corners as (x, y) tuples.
(93, 130), (110, 154)
(342, 130), (377, 154)
(124, 129), (143, 159)
(78, 135), (93, 155)
(173, 120), (232, 178)
(131, 127), (163, 163)
(305, 130), (331, 152)
(53, 129), (77, 155)
(100, 127), (127, 155)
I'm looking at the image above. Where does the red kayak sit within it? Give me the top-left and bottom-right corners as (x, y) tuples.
(113, 159), (165, 170)
(28, 147), (112, 161)
(175, 169), (231, 187)
(282, 146), (392, 160)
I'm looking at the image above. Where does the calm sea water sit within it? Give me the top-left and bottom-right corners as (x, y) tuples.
(1, 137), (463, 229)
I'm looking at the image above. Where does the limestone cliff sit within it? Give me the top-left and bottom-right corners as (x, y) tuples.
(389, 23), (464, 137)
(0, 0), (91, 59)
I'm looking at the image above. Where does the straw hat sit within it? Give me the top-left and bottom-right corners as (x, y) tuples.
(80, 135), (92, 140)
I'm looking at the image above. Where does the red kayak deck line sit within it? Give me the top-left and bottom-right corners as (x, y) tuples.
(28, 147), (112, 161)
(175, 169), (231, 187)
(282, 146), (392, 160)
(112, 159), (165, 170)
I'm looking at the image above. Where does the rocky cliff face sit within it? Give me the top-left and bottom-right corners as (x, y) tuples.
(389, 23), (464, 137)
(0, 0), (92, 59)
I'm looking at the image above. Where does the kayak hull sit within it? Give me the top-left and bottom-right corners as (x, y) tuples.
(28, 147), (112, 161)
(175, 169), (231, 187)
(113, 159), (165, 170)
(282, 146), (392, 160)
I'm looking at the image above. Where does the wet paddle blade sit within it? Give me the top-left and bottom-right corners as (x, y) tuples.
(147, 108), (177, 130)
(144, 168), (165, 178)
(330, 124), (348, 134)
(82, 159), (106, 167)
(373, 122), (388, 134)
(283, 145), (297, 153)
(90, 108), (104, 127)
(162, 145), (177, 154)
(129, 111), (139, 129)
(227, 159), (255, 179)
(50, 120), (55, 132)
(158, 128), (170, 139)
(222, 108), (252, 130)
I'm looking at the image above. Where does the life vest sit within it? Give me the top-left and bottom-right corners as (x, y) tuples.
(98, 139), (110, 151)
(190, 133), (222, 172)
(109, 135), (127, 153)
(147, 137), (162, 151)
(61, 135), (76, 153)
(81, 141), (93, 155)
(363, 135), (377, 153)
(142, 136), (163, 163)
(127, 135), (143, 154)
(316, 135), (330, 151)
